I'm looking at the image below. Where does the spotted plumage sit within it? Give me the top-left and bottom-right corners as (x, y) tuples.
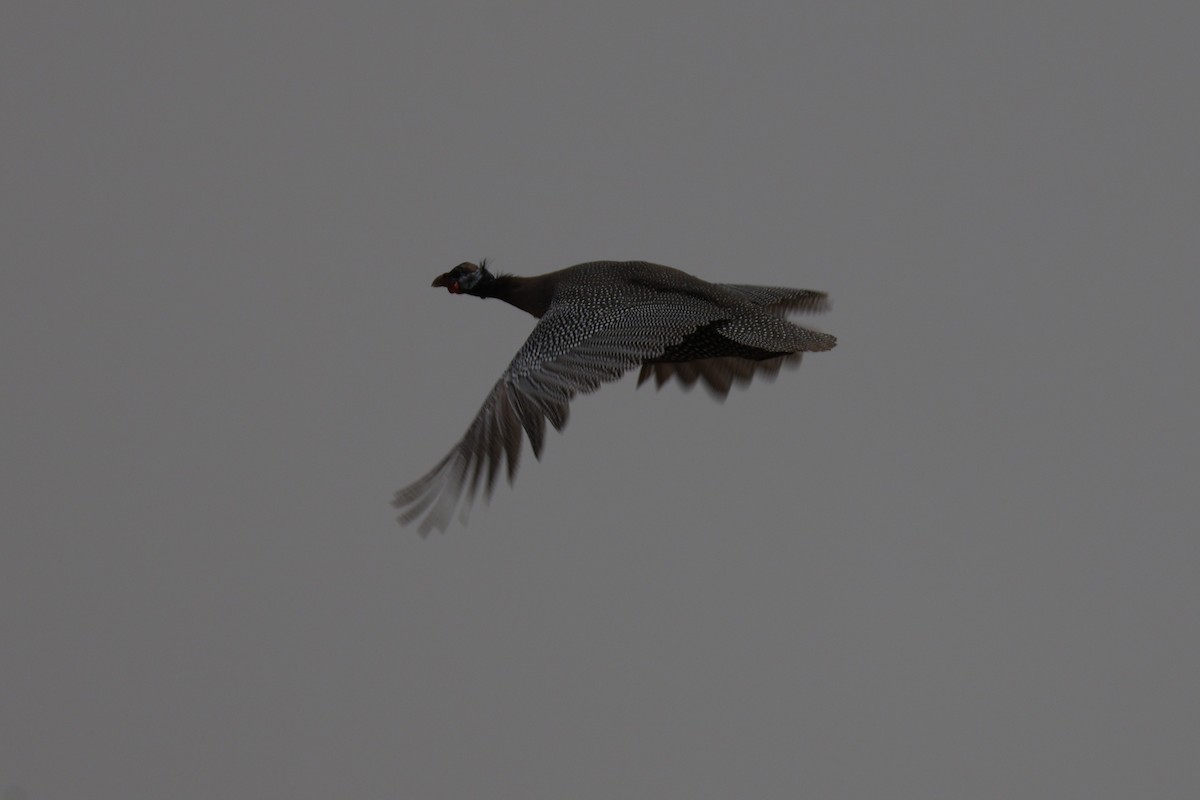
(394, 260), (836, 535)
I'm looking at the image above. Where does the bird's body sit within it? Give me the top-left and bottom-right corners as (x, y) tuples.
(394, 260), (836, 534)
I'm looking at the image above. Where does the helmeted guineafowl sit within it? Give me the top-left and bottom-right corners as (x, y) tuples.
(394, 260), (836, 535)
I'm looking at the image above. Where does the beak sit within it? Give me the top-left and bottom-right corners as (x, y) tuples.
(432, 273), (459, 293)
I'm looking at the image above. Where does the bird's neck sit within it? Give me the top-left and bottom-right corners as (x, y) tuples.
(476, 273), (556, 318)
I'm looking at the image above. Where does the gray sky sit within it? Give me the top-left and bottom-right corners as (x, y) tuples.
(3, 3), (1198, 798)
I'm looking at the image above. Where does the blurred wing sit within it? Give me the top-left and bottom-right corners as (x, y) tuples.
(718, 284), (831, 315)
(393, 297), (721, 535)
(636, 353), (803, 399)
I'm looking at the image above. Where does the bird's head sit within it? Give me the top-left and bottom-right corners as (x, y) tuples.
(432, 261), (494, 295)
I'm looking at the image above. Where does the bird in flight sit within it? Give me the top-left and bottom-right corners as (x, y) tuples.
(394, 260), (836, 535)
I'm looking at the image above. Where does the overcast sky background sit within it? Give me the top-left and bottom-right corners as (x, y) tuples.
(3, 3), (1198, 798)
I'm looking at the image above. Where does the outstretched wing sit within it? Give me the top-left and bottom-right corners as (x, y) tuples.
(636, 289), (836, 399)
(393, 296), (722, 535)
